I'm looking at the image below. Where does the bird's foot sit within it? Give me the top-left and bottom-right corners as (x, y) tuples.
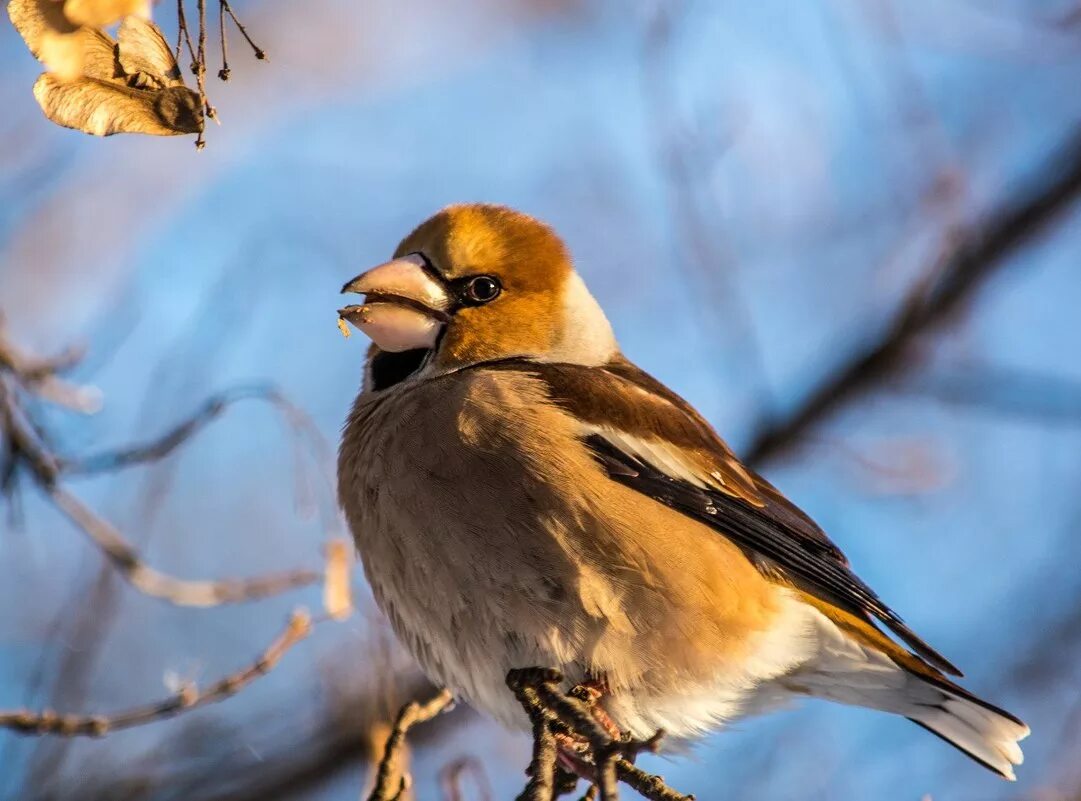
(568, 681), (622, 741)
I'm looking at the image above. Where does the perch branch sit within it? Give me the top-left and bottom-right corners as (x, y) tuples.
(510, 677), (560, 801)
(0, 609), (313, 736)
(506, 668), (692, 801)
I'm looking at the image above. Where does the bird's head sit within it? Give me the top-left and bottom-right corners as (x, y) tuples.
(340, 204), (617, 384)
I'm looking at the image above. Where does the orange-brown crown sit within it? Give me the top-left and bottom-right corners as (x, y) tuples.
(394, 204), (605, 367)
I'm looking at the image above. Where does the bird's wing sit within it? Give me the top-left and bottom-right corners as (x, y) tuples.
(490, 356), (961, 677)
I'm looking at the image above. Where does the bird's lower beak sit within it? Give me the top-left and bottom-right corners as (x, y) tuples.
(339, 253), (451, 352)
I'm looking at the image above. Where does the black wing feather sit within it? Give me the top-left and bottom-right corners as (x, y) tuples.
(585, 433), (962, 677)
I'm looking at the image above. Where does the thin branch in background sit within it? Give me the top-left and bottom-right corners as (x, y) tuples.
(745, 126), (1081, 466)
(640, 6), (775, 426)
(0, 333), (85, 384)
(173, 0), (204, 149)
(901, 364), (1081, 425)
(217, 0), (230, 80)
(48, 484), (319, 607)
(56, 386), (322, 477)
(0, 325), (99, 415)
(0, 375), (59, 492)
(221, 0), (267, 60)
(440, 756), (494, 801)
(175, 0), (197, 68)
(171, 0), (267, 146)
(323, 538), (355, 621)
(50, 668), (447, 801)
(0, 609), (313, 736)
(1, 300), (342, 792)
(196, 0), (219, 128)
(0, 331), (325, 607)
(366, 689), (455, 801)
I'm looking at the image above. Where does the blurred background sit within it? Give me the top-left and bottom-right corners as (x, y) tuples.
(2, 0), (1081, 799)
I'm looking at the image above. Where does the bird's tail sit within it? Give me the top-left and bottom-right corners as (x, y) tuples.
(903, 675), (1029, 781)
(792, 600), (1029, 780)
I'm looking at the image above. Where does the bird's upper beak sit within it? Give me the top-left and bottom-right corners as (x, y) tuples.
(339, 253), (451, 352)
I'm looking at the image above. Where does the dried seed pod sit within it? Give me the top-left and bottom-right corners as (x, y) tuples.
(9, 0), (204, 138)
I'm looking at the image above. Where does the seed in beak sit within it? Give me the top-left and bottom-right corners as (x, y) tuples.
(338, 303), (441, 352)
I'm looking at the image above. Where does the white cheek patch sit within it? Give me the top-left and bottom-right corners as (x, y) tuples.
(542, 271), (618, 366)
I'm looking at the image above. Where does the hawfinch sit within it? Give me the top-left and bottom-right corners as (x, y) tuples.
(337, 204), (1028, 780)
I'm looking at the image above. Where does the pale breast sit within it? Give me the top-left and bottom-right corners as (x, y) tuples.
(337, 367), (814, 735)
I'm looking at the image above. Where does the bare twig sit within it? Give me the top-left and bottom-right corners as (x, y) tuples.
(745, 127), (1081, 465)
(171, 0), (266, 145)
(323, 538), (355, 620)
(48, 484), (319, 606)
(0, 330), (328, 608)
(367, 689), (455, 801)
(640, 6), (774, 422)
(56, 386), (324, 476)
(217, 0), (230, 80)
(0, 336), (85, 384)
(0, 332), (99, 414)
(221, 0), (267, 60)
(902, 364), (1081, 425)
(0, 319), (347, 796)
(0, 609), (313, 736)
(45, 669), (448, 801)
(173, 0), (204, 148)
(440, 756), (495, 801)
(196, 0), (216, 123)
(175, 0), (196, 69)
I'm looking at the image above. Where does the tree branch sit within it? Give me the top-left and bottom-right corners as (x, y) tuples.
(505, 668), (692, 801)
(47, 484), (320, 606)
(0, 609), (313, 736)
(440, 756), (495, 801)
(56, 386), (314, 476)
(744, 127), (1081, 465)
(903, 364), (1081, 424)
(0, 328), (327, 607)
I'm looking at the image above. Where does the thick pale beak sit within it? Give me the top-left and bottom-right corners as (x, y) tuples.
(339, 253), (451, 352)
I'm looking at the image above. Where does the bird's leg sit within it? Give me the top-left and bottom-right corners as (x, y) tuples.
(569, 678), (667, 765)
(568, 679), (623, 742)
(508, 667), (670, 800)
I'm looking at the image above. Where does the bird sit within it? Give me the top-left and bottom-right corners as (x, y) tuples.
(336, 203), (1029, 782)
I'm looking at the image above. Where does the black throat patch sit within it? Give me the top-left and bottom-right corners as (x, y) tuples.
(370, 348), (429, 391)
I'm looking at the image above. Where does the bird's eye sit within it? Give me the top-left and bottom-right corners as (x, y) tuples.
(464, 275), (501, 304)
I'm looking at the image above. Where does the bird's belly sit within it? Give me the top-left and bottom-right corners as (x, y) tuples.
(338, 382), (817, 737)
(352, 486), (818, 738)
(358, 512), (570, 731)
